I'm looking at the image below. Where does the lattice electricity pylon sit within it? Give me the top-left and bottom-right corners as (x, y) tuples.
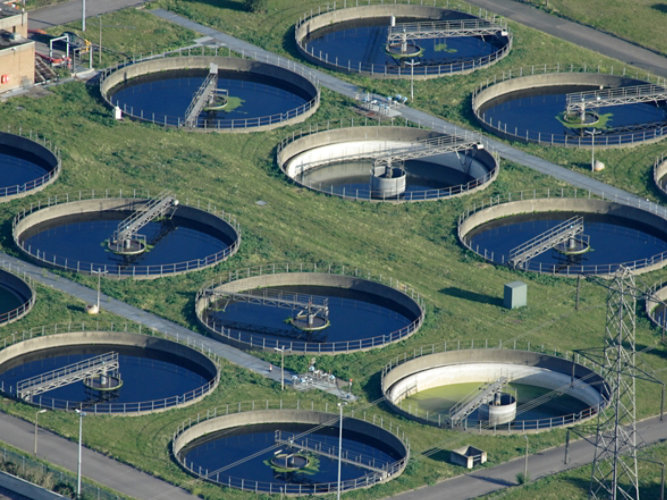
(589, 267), (640, 500)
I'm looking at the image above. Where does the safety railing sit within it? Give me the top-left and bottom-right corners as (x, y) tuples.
(295, 0), (512, 77)
(457, 187), (667, 276)
(172, 398), (409, 495)
(381, 339), (608, 432)
(277, 119), (498, 202)
(12, 189), (241, 278)
(98, 45), (320, 130)
(471, 64), (667, 147)
(0, 320), (221, 415)
(197, 262), (424, 353)
(653, 153), (667, 197)
(0, 262), (35, 327)
(0, 127), (61, 201)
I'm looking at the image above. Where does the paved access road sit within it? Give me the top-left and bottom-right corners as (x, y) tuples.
(390, 415), (666, 500)
(28, 0), (147, 31)
(465, 0), (667, 78)
(0, 410), (196, 500)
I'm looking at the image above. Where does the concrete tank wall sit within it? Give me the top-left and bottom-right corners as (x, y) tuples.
(0, 132), (60, 202)
(99, 56), (319, 132)
(0, 268), (34, 326)
(0, 330), (219, 414)
(457, 197), (667, 275)
(12, 197), (240, 278)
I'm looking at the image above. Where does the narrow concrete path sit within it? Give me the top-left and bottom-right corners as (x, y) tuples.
(465, 0), (667, 79)
(152, 9), (667, 220)
(389, 415), (667, 499)
(0, 410), (196, 500)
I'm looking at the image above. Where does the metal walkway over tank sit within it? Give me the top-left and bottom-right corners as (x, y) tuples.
(565, 84), (667, 115)
(387, 18), (507, 44)
(183, 63), (220, 127)
(109, 192), (179, 252)
(274, 430), (390, 475)
(449, 377), (508, 425)
(508, 216), (584, 268)
(374, 135), (482, 165)
(17, 352), (120, 400)
(206, 289), (329, 321)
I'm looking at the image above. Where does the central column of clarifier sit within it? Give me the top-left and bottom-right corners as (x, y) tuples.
(479, 392), (517, 426)
(370, 159), (407, 199)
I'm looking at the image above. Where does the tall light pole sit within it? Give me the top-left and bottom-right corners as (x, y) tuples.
(82, 0), (86, 32)
(337, 402), (346, 500)
(585, 129), (598, 172)
(75, 409), (86, 498)
(33, 409), (47, 455)
(523, 434), (529, 483)
(405, 59), (419, 101)
(274, 346), (285, 391)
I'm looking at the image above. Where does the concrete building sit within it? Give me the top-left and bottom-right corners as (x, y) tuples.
(0, 6), (34, 93)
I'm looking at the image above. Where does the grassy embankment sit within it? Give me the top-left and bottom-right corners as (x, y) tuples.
(0, 1), (665, 498)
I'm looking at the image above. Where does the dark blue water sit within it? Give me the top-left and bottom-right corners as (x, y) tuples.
(110, 70), (312, 126)
(468, 213), (667, 273)
(0, 345), (214, 410)
(301, 159), (475, 199)
(20, 212), (235, 273)
(303, 16), (506, 71)
(207, 285), (416, 348)
(0, 286), (22, 315)
(480, 86), (667, 140)
(0, 148), (50, 189)
(182, 422), (400, 491)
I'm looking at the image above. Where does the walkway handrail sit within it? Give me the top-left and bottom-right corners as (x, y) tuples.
(196, 262), (425, 354)
(0, 126), (62, 201)
(11, 189), (241, 278)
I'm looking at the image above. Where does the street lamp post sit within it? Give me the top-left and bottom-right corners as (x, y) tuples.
(33, 409), (47, 455)
(584, 129), (599, 172)
(75, 409), (86, 498)
(337, 402), (346, 500)
(82, 0), (86, 32)
(405, 59), (419, 101)
(523, 434), (529, 483)
(274, 346), (285, 391)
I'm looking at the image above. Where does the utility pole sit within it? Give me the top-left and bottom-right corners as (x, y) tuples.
(82, 0), (86, 32)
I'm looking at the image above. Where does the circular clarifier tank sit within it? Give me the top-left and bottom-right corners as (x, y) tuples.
(0, 330), (219, 414)
(382, 347), (609, 432)
(0, 268), (35, 326)
(100, 56), (319, 131)
(13, 195), (241, 278)
(295, 4), (511, 78)
(473, 71), (667, 146)
(458, 197), (667, 276)
(0, 131), (60, 202)
(277, 126), (497, 201)
(196, 266), (424, 353)
(172, 408), (409, 494)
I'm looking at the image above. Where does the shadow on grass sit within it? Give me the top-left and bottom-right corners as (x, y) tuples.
(421, 447), (451, 463)
(440, 286), (502, 307)
(652, 3), (667, 14)
(190, 0), (246, 13)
